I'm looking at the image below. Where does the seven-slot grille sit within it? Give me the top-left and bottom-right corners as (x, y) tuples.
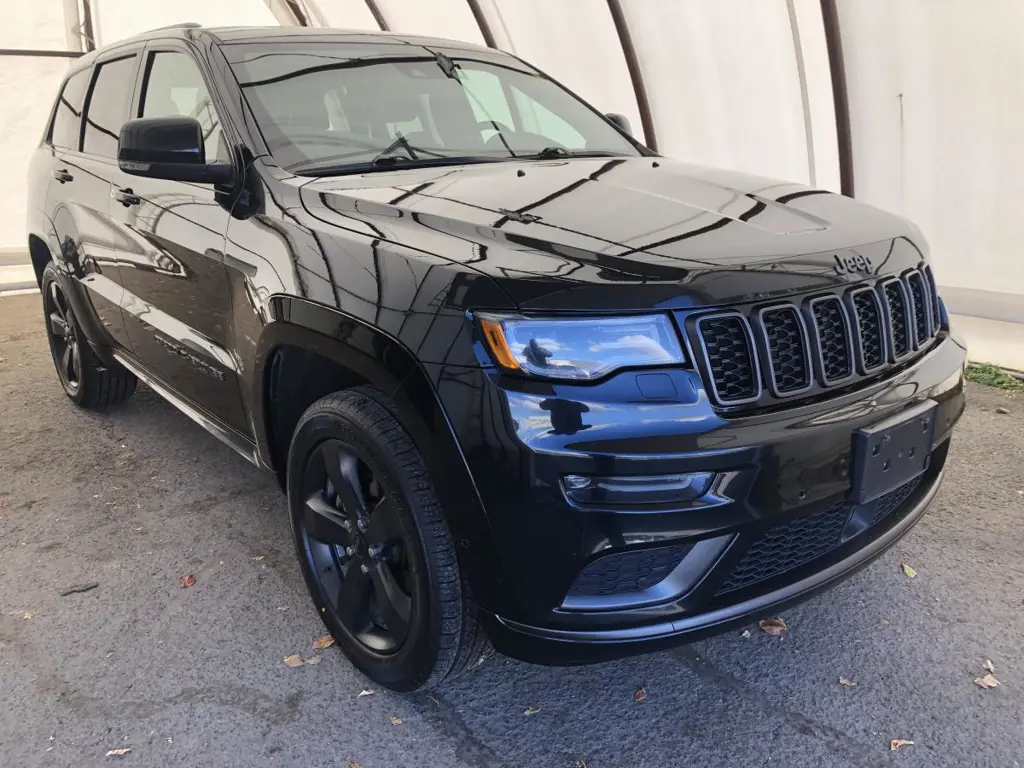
(693, 268), (941, 407)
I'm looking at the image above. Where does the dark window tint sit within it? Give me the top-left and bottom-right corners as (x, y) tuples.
(140, 52), (223, 161)
(50, 68), (90, 150)
(82, 55), (138, 159)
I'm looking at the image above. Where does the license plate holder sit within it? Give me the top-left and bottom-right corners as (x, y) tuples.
(851, 401), (936, 504)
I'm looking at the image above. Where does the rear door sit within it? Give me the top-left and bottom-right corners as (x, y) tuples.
(110, 41), (250, 435)
(45, 53), (140, 351)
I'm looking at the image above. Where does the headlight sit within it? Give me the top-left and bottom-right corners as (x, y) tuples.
(477, 313), (685, 380)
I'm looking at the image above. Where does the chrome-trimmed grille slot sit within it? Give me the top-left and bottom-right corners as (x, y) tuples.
(807, 296), (854, 384)
(756, 305), (812, 397)
(847, 287), (887, 373)
(905, 270), (931, 345)
(922, 264), (942, 335)
(881, 278), (913, 360)
(695, 312), (761, 405)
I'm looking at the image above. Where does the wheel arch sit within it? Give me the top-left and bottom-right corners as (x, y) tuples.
(253, 296), (503, 612)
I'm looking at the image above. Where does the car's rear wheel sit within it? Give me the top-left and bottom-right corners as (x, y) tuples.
(287, 388), (489, 691)
(41, 263), (136, 408)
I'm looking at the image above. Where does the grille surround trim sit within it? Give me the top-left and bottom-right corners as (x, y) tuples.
(754, 304), (813, 398)
(879, 277), (915, 362)
(805, 295), (855, 386)
(693, 311), (763, 406)
(845, 286), (888, 375)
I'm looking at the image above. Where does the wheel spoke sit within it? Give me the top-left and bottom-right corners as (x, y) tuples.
(335, 565), (373, 634)
(61, 343), (74, 379)
(322, 441), (368, 521)
(304, 492), (353, 545)
(370, 561), (411, 645)
(49, 312), (69, 338)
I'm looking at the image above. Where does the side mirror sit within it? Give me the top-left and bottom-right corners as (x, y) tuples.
(604, 112), (632, 137)
(118, 117), (234, 185)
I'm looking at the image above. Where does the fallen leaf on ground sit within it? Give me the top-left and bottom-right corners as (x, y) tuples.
(313, 634), (335, 650)
(974, 673), (1001, 689)
(572, 761), (587, 768)
(305, 655), (322, 665)
(349, 763), (364, 768)
(889, 739), (914, 751)
(357, 689), (374, 698)
(277, 605), (290, 611)
(178, 575), (196, 588)
(633, 686), (648, 703)
(740, 629), (751, 639)
(60, 582), (99, 597)
(523, 705), (542, 716)
(22, 611), (38, 620)
(252, 555), (265, 561)
(759, 617), (788, 637)
(0, 356), (6, 363)
(283, 654), (304, 668)
(105, 747), (132, 757)
(390, 716), (403, 725)
(901, 563), (917, 578)
(996, 407), (1010, 415)
(984, 659), (995, 673)
(839, 677), (857, 687)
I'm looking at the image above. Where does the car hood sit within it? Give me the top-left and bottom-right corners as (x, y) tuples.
(298, 157), (925, 311)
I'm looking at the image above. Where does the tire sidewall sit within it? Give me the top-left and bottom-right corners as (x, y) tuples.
(286, 400), (449, 690)
(40, 264), (88, 404)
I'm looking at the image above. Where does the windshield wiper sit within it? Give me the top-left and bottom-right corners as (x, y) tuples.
(372, 133), (423, 166)
(522, 147), (626, 160)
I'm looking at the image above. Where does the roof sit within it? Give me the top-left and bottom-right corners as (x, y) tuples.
(206, 26), (491, 52)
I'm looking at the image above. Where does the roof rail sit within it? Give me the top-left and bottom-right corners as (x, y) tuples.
(150, 22), (202, 32)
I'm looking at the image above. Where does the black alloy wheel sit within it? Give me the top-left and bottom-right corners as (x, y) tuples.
(300, 438), (414, 653)
(44, 278), (82, 395)
(287, 389), (489, 691)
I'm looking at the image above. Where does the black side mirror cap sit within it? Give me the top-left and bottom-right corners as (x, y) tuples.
(118, 117), (234, 185)
(604, 112), (632, 137)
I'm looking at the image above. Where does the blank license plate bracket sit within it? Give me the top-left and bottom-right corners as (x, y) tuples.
(851, 400), (936, 504)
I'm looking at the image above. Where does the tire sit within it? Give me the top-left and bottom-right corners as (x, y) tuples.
(41, 262), (137, 408)
(287, 387), (490, 691)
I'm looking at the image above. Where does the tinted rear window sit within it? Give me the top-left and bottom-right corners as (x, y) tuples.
(50, 68), (91, 150)
(82, 55), (138, 159)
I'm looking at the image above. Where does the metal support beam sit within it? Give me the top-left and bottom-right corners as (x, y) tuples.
(820, 0), (854, 197)
(61, 0), (83, 52)
(363, 0), (389, 31)
(465, 0), (497, 49)
(605, 0), (658, 151)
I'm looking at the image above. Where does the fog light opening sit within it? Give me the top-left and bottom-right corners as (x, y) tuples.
(561, 471), (716, 507)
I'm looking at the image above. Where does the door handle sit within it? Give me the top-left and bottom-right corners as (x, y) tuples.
(52, 168), (74, 183)
(113, 187), (141, 207)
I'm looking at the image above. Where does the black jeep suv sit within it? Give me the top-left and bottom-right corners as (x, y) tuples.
(27, 25), (966, 691)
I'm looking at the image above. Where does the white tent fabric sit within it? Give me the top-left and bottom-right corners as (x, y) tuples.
(0, 0), (1020, 309)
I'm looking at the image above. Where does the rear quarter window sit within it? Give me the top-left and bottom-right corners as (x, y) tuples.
(49, 68), (91, 150)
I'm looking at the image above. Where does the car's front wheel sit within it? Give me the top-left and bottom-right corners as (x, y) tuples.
(286, 388), (489, 691)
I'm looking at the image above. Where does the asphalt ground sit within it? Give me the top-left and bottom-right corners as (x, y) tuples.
(1, 291), (1022, 767)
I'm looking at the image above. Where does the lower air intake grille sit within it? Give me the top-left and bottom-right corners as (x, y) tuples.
(697, 314), (759, 404)
(568, 545), (688, 597)
(716, 476), (923, 595)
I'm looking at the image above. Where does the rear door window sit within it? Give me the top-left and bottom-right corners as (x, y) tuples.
(49, 68), (91, 150)
(82, 55), (138, 159)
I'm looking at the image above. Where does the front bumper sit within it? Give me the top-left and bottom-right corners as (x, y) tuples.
(433, 333), (967, 664)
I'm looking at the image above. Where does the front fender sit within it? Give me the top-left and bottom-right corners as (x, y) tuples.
(251, 295), (506, 614)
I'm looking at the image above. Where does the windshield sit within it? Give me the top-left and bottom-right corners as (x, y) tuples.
(225, 41), (641, 174)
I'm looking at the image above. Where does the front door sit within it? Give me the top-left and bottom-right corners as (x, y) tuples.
(111, 42), (250, 436)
